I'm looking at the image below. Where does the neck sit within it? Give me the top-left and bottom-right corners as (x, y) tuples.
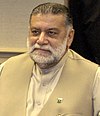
(37, 61), (58, 70)
(36, 53), (66, 73)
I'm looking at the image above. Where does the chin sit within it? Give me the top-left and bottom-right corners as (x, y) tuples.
(31, 54), (55, 64)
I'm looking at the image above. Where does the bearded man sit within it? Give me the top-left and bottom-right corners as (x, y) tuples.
(0, 2), (100, 116)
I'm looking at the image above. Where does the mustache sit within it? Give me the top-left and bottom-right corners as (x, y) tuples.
(29, 44), (53, 53)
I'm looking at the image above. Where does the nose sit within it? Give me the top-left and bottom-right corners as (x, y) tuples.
(36, 32), (48, 45)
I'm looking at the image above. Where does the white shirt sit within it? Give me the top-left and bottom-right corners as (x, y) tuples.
(0, 59), (100, 116)
(26, 53), (67, 116)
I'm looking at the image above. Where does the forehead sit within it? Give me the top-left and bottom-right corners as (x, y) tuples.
(30, 14), (66, 28)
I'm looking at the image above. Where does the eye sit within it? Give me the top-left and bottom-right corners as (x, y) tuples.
(47, 31), (58, 37)
(31, 29), (40, 36)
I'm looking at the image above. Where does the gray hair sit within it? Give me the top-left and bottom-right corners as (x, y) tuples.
(29, 2), (73, 26)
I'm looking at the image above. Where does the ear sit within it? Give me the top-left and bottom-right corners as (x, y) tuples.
(66, 27), (75, 48)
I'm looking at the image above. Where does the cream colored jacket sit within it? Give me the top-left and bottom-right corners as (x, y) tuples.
(0, 50), (98, 116)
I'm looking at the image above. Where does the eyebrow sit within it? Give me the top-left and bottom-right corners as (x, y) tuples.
(48, 28), (58, 30)
(30, 27), (39, 30)
(30, 27), (60, 31)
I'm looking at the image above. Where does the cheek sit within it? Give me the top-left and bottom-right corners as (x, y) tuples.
(28, 37), (37, 46)
(50, 40), (62, 49)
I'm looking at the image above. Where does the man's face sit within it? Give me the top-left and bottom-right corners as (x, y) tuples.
(28, 14), (73, 67)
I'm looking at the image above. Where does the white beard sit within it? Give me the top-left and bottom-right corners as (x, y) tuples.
(27, 39), (67, 67)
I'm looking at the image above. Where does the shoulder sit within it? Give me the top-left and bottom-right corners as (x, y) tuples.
(67, 49), (99, 70)
(0, 53), (34, 69)
(5, 53), (33, 63)
(7, 53), (30, 61)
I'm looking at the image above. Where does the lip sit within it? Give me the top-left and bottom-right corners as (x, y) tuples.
(34, 48), (51, 54)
